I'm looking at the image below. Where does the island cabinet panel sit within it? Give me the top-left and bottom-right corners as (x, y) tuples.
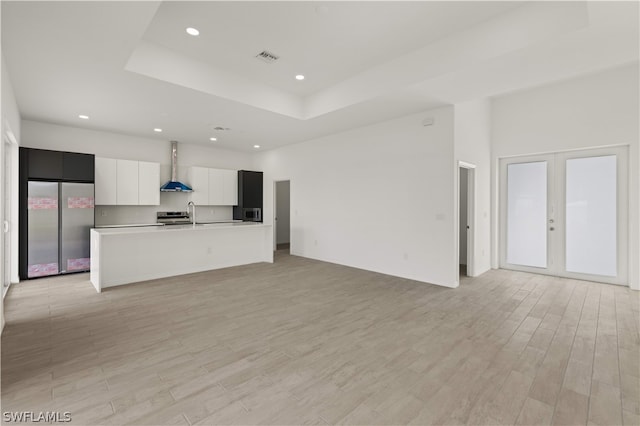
(90, 223), (273, 291)
(189, 167), (237, 206)
(95, 157), (117, 205)
(138, 161), (160, 205)
(95, 157), (160, 206)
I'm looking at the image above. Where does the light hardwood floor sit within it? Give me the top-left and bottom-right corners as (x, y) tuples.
(2, 251), (638, 425)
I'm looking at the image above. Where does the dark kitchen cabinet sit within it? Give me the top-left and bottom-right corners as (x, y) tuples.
(26, 148), (63, 180)
(63, 152), (94, 182)
(233, 170), (263, 221)
(21, 148), (95, 182)
(18, 147), (95, 281)
(239, 171), (263, 208)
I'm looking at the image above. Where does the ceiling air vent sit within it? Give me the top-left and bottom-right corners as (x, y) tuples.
(255, 50), (279, 64)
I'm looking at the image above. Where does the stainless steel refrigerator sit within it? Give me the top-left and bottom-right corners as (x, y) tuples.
(27, 182), (94, 278)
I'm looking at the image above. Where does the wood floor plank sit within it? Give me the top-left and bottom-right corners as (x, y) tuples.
(516, 397), (554, 425)
(1, 254), (636, 425)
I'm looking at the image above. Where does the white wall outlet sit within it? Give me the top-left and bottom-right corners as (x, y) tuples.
(207, 246), (212, 254)
(314, 239), (318, 246)
(403, 252), (408, 260)
(101, 210), (107, 217)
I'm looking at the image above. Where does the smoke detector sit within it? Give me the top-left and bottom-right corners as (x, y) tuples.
(255, 50), (280, 64)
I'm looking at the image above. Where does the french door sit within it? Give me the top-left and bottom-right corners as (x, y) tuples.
(500, 147), (628, 285)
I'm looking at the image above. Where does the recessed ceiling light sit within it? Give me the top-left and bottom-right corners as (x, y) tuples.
(186, 27), (200, 36)
(78, 114), (89, 120)
(210, 137), (217, 141)
(295, 75), (305, 80)
(153, 128), (163, 133)
(253, 145), (261, 149)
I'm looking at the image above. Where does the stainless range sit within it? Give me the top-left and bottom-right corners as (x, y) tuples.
(157, 211), (191, 225)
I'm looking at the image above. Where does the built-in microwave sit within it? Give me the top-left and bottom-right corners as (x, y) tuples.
(243, 208), (262, 222)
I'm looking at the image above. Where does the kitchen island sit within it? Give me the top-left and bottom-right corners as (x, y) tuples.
(90, 222), (272, 292)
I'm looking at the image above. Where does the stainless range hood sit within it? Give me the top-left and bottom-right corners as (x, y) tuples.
(160, 141), (193, 192)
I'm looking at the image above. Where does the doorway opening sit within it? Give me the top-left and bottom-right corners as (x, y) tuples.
(458, 162), (476, 280)
(274, 180), (290, 254)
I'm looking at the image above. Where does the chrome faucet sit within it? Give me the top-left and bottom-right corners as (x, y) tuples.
(187, 201), (196, 226)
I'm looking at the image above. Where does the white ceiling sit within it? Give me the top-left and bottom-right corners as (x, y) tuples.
(2, 1), (638, 152)
(143, 1), (522, 97)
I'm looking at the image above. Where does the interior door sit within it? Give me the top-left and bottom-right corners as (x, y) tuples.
(500, 147), (628, 285)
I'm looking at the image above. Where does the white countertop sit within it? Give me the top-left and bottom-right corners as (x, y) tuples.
(92, 222), (270, 235)
(95, 223), (164, 228)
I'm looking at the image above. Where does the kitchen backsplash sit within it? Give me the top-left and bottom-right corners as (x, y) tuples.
(94, 192), (234, 226)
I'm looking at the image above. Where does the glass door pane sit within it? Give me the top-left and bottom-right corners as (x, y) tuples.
(506, 161), (547, 268)
(565, 155), (617, 276)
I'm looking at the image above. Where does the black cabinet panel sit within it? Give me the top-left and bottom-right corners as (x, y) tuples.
(63, 152), (94, 182)
(241, 171), (263, 208)
(21, 148), (95, 182)
(27, 149), (63, 180)
(234, 170), (263, 221)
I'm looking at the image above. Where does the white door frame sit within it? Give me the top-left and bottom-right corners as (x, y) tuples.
(457, 161), (476, 278)
(499, 146), (628, 286)
(272, 179), (291, 252)
(3, 127), (18, 297)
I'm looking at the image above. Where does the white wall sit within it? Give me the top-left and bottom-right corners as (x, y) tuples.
(1, 51), (22, 331)
(21, 120), (255, 225)
(2, 57), (20, 144)
(454, 99), (492, 278)
(275, 180), (290, 245)
(257, 107), (457, 288)
(491, 63), (639, 289)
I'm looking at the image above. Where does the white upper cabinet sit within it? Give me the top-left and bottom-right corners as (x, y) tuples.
(95, 157), (160, 206)
(189, 166), (209, 205)
(95, 157), (117, 205)
(223, 169), (238, 206)
(189, 167), (238, 206)
(138, 161), (160, 205)
(208, 168), (225, 205)
(116, 160), (139, 205)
